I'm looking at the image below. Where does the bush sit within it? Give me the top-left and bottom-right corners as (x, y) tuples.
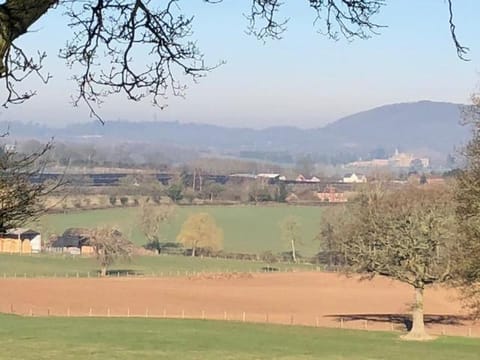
(279, 251), (302, 262)
(119, 196), (129, 206)
(260, 251), (278, 263)
(109, 195), (117, 206)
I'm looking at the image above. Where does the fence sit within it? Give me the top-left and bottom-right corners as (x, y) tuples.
(0, 267), (319, 279)
(3, 303), (478, 338)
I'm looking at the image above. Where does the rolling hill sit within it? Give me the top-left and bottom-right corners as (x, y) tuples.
(2, 100), (468, 160)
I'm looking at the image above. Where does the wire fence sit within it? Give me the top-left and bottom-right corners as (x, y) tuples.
(3, 304), (478, 338)
(0, 263), (328, 279)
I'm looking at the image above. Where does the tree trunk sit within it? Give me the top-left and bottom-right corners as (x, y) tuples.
(402, 286), (433, 341)
(0, 0), (57, 75)
(101, 266), (107, 277)
(192, 169), (196, 191)
(291, 239), (297, 263)
(191, 246), (196, 257)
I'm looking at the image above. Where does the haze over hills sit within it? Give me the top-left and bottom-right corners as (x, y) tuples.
(1, 101), (468, 163)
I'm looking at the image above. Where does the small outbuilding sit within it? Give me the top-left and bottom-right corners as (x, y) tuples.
(49, 228), (94, 255)
(0, 228), (42, 254)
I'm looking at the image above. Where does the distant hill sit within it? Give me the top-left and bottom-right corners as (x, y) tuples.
(322, 101), (467, 154)
(1, 100), (469, 161)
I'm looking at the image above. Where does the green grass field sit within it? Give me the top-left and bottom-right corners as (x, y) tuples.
(0, 315), (479, 360)
(40, 205), (324, 255)
(0, 254), (314, 277)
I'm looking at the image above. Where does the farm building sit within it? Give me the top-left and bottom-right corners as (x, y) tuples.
(0, 228), (42, 254)
(48, 228), (94, 255)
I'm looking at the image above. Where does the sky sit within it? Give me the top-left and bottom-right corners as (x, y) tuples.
(1, 0), (480, 129)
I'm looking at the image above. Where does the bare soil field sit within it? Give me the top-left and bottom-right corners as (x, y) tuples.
(0, 272), (476, 337)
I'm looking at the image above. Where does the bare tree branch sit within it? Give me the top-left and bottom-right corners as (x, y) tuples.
(446, 0), (469, 61)
(0, 0), (472, 118)
(0, 137), (62, 233)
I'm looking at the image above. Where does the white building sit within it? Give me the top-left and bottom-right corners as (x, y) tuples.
(342, 173), (367, 183)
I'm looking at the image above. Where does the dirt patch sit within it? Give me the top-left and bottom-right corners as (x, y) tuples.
(0, 272), (476, 337)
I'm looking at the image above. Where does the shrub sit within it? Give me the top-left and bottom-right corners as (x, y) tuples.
(109, 196), (117, 206)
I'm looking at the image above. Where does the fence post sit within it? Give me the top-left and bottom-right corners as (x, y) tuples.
(364, 320), (368, 330)
(182, 309), (185, 319)
(316, 316), (319, 327)
(265, 313), (269, 323)
(127, 307), (130, 317)
(107, 308), (111, 317)
(290, 314), (294, 325)
(89, 308), (93, 317)
(468, 327), (472, 337)
(10, 304), (13, 313)
(242, 312), (246, 322)
(145, 308), (149, 318)
(163, 308), (167, 318)
(340, 318), (344, 329)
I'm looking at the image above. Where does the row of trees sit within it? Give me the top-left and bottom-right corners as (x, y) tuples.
(74, 207), (225, 277)
(138, 202), (223, 257)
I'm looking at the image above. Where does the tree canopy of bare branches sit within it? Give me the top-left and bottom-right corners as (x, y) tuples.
(0, 0), (469, 120)
(320, 184), (456, 340)
(0, 139), (59, 233)
(89, 226), (134, 276)
(454, 94), (480, 318)
(138, 201), (174, 250)
(280, 215), (302, 263)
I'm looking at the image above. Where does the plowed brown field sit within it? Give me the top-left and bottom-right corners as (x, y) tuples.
(0, 272), (476, 336)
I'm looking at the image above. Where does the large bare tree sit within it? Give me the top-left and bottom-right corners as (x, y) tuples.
(89, 226), (134, 276)
(0, 1), (469, 120)
(138, 201), (174, 251)
(320, 184), (456, 340)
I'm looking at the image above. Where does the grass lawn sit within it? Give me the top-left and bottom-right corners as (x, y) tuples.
(0, 315), (479, 360)
(0, 254), (314, 277)
(39, 205), (324, 255)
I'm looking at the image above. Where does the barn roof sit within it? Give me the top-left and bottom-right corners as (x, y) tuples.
(6, 228), (39, 236)
(50, 228), (91, 248)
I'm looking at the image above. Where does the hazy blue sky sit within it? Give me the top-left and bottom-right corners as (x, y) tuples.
(1, 0), (480, 128)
